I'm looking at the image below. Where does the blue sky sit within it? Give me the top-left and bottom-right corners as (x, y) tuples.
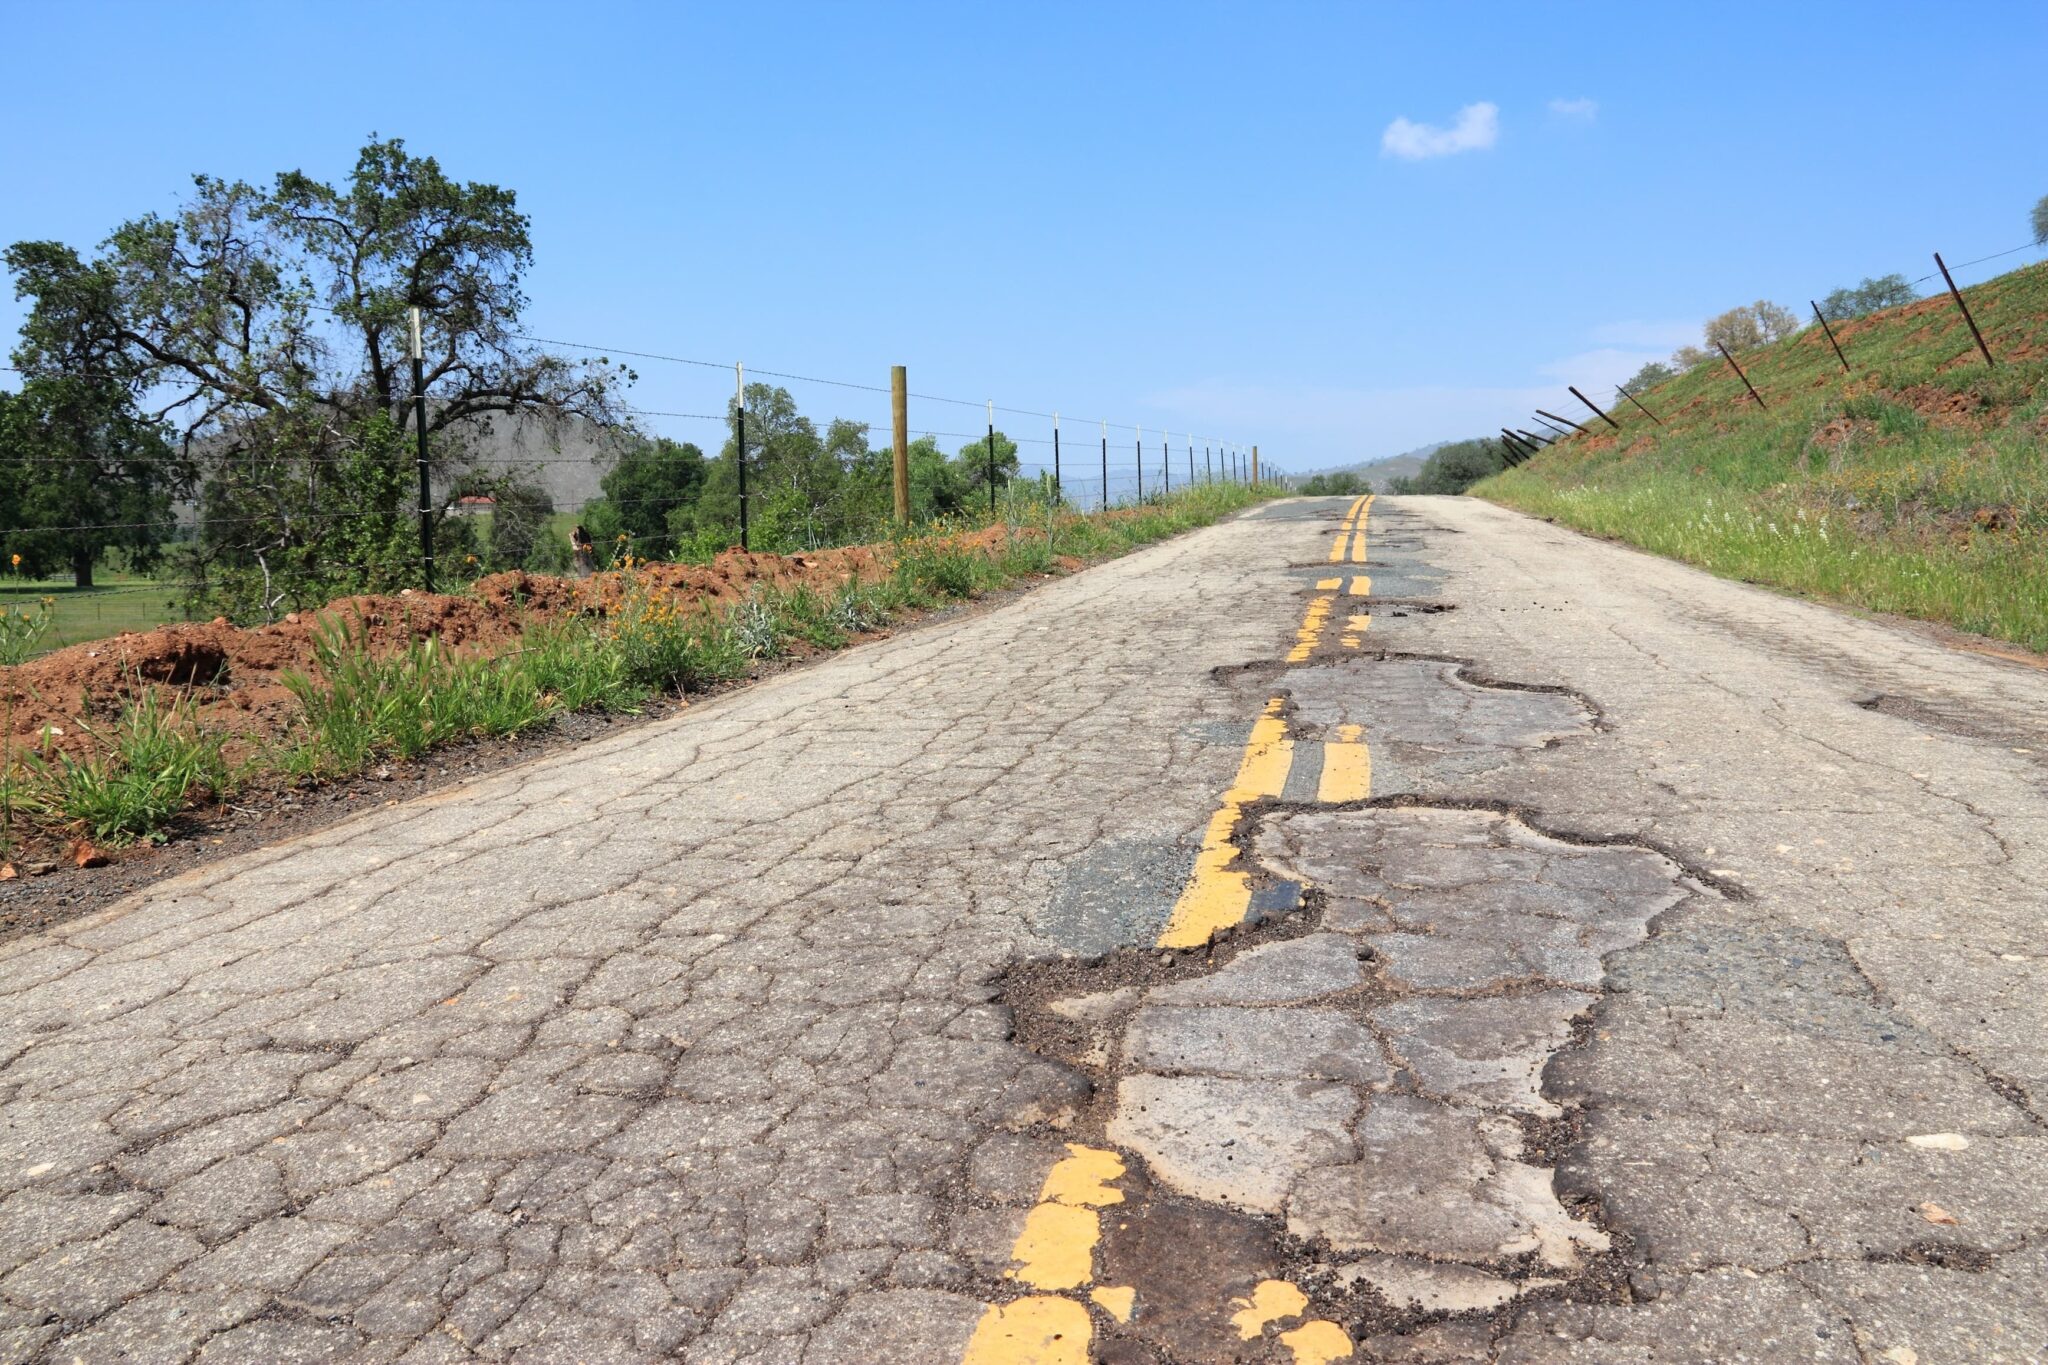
(4, 0), (2046, 475)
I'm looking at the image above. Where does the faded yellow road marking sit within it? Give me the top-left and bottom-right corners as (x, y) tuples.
(1011, 1204), (1099, 1291)
(962, 1146), (1129, 1363)
(1348, 494), (1375, 562)
(961, 1297), (1091, 1365)
(1157, 699), (1291, 948)
(1038, 1146), (1126, 1208)
(1317, 724), (1371, 802)
(1231, 1280), (1309, 1339)
(1327, 495), (1368, 562)
(1088, 1286), (1135, 1323)
(1348, 575), (1370, 596)
(1287, 594), (1335, 663)
(1280, 1319), (1356, 1363)
(1315, 576), (1342, 590)
(1229, 1279), (1354, 1362)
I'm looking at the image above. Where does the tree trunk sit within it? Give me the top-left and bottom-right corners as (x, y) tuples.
(72, 545), (95, 590)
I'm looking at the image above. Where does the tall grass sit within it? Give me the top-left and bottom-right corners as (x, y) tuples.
(21, 690), (231, 844)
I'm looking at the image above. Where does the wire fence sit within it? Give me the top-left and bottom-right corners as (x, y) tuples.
(2, 328), (1274, 648)
(1496, 236), (2048, 466)
(2, 324), (1274, 539)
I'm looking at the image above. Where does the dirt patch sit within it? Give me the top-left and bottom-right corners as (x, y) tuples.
(1897, 383), (1987, 421)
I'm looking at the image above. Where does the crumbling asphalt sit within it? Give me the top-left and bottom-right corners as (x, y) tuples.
(0, 495), (2043, 1363)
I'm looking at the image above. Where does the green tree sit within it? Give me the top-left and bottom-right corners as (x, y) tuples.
(1621, 360), (1679, 393)
(905, 436), (969, 519)
(6, 136), (629, 614)
(3, 241), (188, 586)
(1300, 471), (1366, 495)
(693, 384), (859, 551)
(1401, 437), (1507, 495)
(1702, 300), (1799, 354)
(952, 430), (1021, 503)
(595, 437), (706, 557)
(1817, 274), (1917, 321)
(0, 378), (181, 586)
(2033, 193), (2048, 246)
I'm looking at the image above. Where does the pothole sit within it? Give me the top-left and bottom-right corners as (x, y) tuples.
(987, 800), (1718, 1359)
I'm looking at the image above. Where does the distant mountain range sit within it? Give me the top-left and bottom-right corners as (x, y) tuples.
(1298, 441), (1452, 490)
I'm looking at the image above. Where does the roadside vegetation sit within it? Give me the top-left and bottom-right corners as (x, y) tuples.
(1477, 255), (2048, 653)
(0, 483), (1266, 861)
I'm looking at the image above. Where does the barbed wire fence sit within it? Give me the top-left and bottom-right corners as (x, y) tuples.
(1491, 236), (2048, 468)
(2, 332), (1279, 643)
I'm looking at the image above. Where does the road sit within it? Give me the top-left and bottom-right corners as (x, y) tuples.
(1, 495), (2043, 1364)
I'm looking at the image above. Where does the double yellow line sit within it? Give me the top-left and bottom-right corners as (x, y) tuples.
(1327, 493), (1373, 564)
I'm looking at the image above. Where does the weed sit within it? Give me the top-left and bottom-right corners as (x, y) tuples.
(283, 616), (551, 776)
(0, 596), (56, 665)
(728, 595), (786, 658)
(827, 584), (893, 635)
(24, 690), (230, 844)
(608, 584), (749, 692)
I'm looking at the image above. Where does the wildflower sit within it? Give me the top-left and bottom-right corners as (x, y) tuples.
(8, 553), (17, 568)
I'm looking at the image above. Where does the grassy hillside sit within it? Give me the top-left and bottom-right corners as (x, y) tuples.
(1477, 260), (2048, 651)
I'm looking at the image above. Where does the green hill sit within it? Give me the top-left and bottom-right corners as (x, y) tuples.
(1477, 260), (2048, 652)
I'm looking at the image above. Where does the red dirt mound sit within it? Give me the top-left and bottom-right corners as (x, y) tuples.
(1, 545), (897, 761)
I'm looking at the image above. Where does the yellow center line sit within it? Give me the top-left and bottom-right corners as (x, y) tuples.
(1156, 698), (1292, 949)
(1286, 595), (1335, 663)
(1348, 493), (1375, 562)
(1326, 494), (1367, 562)
(961, 1145), (1132, 1364)
(1316, 723), (1371, 803)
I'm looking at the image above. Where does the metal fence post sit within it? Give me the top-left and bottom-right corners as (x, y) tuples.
(1568, 385), (1622, 431)
(736, 362), (750, 550)
(408, 307), (434, 592)
(1935, 251), (1997, 368)
(1714, 342), (1768, 408)
(1810, 301), (1851, 373)
(1052, 413), (1061, 504)
(986, 400), (997, 516)
(1614, 383), (1664, 426)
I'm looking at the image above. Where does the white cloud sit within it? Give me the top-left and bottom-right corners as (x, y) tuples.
(1548, 97), (1599, 121)
(1380, 102), (1499, 160)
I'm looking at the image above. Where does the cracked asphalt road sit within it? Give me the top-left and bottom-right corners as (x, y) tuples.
(1, 495), (2044, 1364)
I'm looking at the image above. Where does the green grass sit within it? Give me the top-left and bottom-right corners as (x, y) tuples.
(18, 689), (231, 844)
(1476, 258), (2048, 651)
(0, 575), (193, 652)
